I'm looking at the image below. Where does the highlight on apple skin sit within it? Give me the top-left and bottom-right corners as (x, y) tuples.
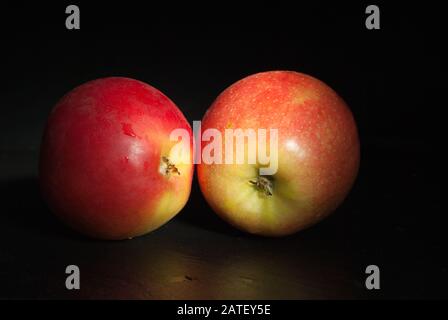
(39, 77), (194, 240)
(197, 71), (360, 237)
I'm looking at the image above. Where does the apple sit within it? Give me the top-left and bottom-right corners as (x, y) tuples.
(39, 77), (193, 240)
(197, 71), (359, 236)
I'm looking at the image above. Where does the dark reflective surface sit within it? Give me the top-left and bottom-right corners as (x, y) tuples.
(1, 146), (446, 299)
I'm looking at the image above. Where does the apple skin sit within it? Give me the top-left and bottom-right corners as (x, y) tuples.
(39, 77), (193, 240)
(197, 71), (359, 236)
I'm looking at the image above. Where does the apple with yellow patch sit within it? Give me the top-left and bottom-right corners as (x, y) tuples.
(39, 77), (193, 240)
(198, 71), (359, 236)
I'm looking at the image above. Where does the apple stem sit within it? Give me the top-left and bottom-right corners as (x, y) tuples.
(249, 176), (273, 196)
(161, 156), (180, 176)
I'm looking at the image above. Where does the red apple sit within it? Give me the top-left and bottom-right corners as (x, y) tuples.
(197, 71), (359, 236)
(39, 77), (193, 240)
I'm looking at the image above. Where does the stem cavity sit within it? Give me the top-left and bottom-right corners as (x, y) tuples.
(249, 176), (274, 196)
(160, 156), (180, 176)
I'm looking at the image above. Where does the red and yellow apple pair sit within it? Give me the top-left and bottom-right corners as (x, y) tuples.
(39, 71), (359, 239)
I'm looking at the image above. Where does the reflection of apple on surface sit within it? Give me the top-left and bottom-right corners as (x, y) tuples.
(198, 71), (359, 236)
(39, 77), (193, 240)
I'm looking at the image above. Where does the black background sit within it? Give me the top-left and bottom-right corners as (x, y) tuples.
(0, 2), (446, 299)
